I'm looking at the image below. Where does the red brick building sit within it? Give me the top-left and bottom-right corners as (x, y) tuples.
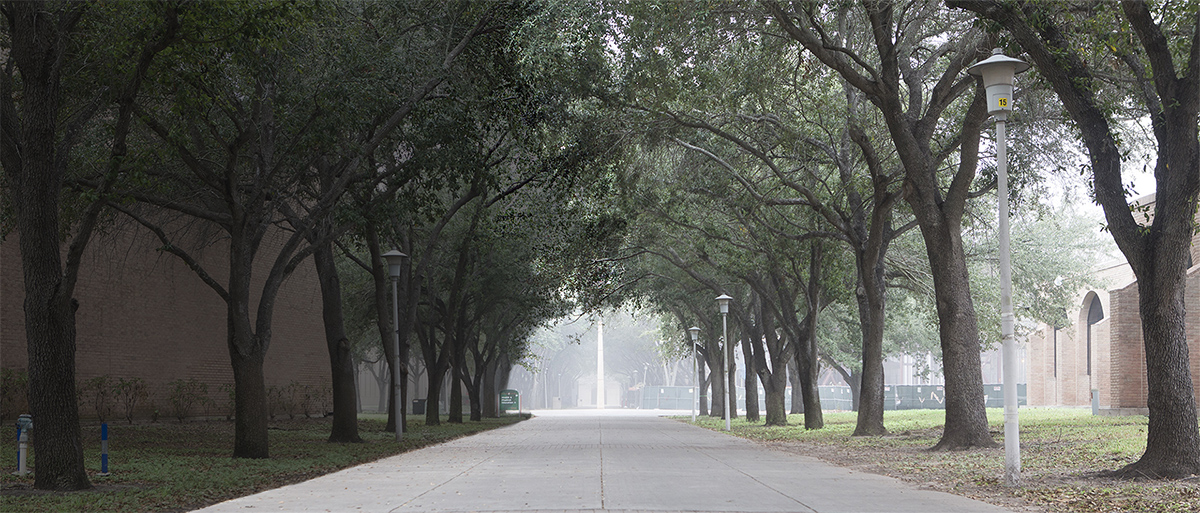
(1026, 195), (1200, 414)
(1, 221), (331, 420)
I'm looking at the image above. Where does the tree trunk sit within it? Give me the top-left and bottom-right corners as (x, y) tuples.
(230, 343), (269, 458)
(800, 243), (824, 430)
(922, 221), (994, 450)
(226, 236), (272, 458)
(466, 355), (483, 421)
(852, 268), (887, 435)
(708, 339), (725, 418)
(3, 1), (93, 491)
(312, 241), (362, 443)
(789, 356), (803, 415)
(697, 361), (709, 416)
(741, 332), (760, 422)
(22, 276), (91, 491)
(425, 365), (444, 426)
(760, 311), (788, 426)
(365, 229), (401, 433)
(902, 91), (995, 450)
(796, 324), (823, 430)
(482, 358), (499, 418)
(797, 355), (822, 430)
(448, 351), (465, 423)
(1120, 269), (1200, 477)
(495, 353), (514, 394)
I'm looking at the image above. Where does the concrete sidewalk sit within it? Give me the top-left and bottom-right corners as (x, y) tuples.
(193, 410), (1016, 513)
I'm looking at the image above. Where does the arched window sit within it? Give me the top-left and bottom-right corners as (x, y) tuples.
(1086, 295), (1104, 375)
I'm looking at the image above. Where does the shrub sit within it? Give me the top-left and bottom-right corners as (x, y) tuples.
(166, 378), (209, 423)
(266, 384), (284, 420)
(79, 375), (116, 422)
(218, 383), (235, 420)
(0, 368), (29, 421)
(303, 384), (332, 417)
(116, 377), (148, 424)
(281, 382), (300, 419)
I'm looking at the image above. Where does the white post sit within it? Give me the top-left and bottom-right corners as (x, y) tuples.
(998, 114), (1021, 486)
(968, 48), (1027, 488)
(16, 430), (28, 476)
(597, 316), (605, 409)
(722, 312), (731, 431)
(689, 326), (701, 423)
(693, 343), (698, 422)
(390, 276), (403, 441)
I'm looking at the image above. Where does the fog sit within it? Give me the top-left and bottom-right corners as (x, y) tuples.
(506, 308), (697, 409)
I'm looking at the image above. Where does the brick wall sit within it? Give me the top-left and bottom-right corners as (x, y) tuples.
(1, 220), (330, 420)
(1108, 280), (1148, 410)
(1026, 328), (1051, 405)
(1093, 318), (1111, 408)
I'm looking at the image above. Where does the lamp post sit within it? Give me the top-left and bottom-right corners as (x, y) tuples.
(382, 249), (407, 442)
(597, 316), (605, 409)
(968, 48), (1029, 487)
(716, 294), (733, 431)
(688, 326), (701, 422)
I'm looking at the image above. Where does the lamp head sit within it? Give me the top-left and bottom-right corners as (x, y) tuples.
(382, 249), (407, 279)
(688, 326), (701, 342)
(715, 294), (733, 314)
(967, 48), (1030, 117)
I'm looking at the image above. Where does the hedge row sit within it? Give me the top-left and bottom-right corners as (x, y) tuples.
(0, 369), (331, 423)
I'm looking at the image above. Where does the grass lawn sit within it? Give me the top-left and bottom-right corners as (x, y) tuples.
(687, 408), (1200, 512)
(0, 414), (526, 512)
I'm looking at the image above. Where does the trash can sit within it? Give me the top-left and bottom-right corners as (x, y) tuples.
(411, 399), (427, 415)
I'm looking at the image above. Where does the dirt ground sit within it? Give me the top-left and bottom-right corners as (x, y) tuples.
(762, 428), (1200, 513)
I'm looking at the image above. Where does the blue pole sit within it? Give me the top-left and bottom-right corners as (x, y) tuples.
(100, 423), (109, 476)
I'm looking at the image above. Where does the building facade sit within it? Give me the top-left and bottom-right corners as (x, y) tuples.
(1026, 197), (1200, 414)
(2, 221), (331, 421)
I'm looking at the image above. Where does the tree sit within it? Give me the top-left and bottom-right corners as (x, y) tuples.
(106, 2), (498, 456)
(1, 1), (181, 489)
(951, 0), (1200, 478)
(763, 0), (998, 449)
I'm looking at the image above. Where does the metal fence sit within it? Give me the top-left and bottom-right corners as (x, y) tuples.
(638, 384), (1026, 411)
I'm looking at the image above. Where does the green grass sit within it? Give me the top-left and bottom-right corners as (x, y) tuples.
(0, 414), (526, 512)
(685, 408), (1200, 512)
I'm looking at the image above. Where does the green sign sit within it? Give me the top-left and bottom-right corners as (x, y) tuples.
(499, 389), (520, 412)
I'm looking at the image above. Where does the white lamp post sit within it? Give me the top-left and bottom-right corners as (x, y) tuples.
(382, 249), (407, 442)
(688, 326), (701, 423)
(716, 294), (733, 431)
(597, 316), (605, 409)
(968, 48), (1029, 488)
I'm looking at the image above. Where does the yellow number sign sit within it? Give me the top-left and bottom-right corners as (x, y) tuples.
(998, 98), (1008, 108)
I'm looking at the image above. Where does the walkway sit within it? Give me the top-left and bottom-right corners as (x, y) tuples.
(194, 409), (1015, 513)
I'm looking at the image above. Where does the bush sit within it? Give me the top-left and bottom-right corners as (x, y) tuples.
(166, 378), (209, 423)
(268, 382), (330, 419)
(303, 384), (332, 417)
(0, 368), (29, 421)
(79, 375), (116, 422)
(116, 377), (149, 424)
(218, 383), (235, 420)
(266, 384), (283, 420)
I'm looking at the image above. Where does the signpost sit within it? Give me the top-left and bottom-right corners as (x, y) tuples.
(499, 389), (521, 413)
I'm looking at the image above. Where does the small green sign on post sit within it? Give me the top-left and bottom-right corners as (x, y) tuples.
(499, 389), (520, 413)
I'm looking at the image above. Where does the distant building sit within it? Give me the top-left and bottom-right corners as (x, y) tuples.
(1, 222), (331, 421)
(1025, 195), (1200, 414)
